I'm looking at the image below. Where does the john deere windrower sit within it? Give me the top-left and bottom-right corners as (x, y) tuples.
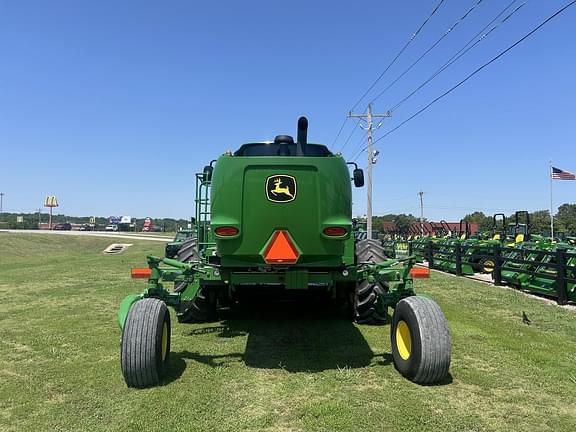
(117, 117), (451, 387)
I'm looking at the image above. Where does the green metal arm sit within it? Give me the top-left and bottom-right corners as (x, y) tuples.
(358, 256), (417, 308)
(117, 256), (206, 329)
(358, 255), (416, 283)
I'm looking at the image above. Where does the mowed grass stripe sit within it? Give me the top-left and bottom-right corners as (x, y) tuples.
(0, 233), (575, 432)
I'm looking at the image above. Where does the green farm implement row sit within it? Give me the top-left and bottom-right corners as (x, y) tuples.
(117, 118), (451, 388)
(383, 228), (576, 305)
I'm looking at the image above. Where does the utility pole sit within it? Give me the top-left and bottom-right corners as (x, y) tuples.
(549, 160), (554, 239)
(38, 208), (42, 226)
(348, 104), (391, 240)
(418, 190), (425, 236)
(0, 192), (4, 219)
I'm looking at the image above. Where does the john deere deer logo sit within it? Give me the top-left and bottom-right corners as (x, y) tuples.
(266, 175), (297, 203)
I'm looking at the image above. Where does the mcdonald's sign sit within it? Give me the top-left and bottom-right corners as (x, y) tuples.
(44, 196), (59, 207)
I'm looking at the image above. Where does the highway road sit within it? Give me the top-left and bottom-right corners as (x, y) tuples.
(0, 229), (173, 242)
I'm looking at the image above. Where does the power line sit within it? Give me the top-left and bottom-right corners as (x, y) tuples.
(349, 131), (369, 162)
(330, 117), (349, 149)
(425, 205), (521, 211)
(365, 0), (576, 149)
(348, 0), (446, 112)
(345, 121), (370, 160)
(372, 194), (417, 202)
(337, 119), (363, 153)
(390, 0), (525, 112)
(369, 0), (485, 105)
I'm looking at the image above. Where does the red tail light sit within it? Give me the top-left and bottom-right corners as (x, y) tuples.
(323, 227), (347, 237)
(215, 226), (239, 236)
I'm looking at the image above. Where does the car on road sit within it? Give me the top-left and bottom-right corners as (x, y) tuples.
(52, 223), (72, 231)
(105, 225), (119, 232)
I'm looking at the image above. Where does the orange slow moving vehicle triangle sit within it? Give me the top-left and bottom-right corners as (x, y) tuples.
(264, 230), (299, 264)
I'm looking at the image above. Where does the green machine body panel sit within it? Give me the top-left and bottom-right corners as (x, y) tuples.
(210, 153), (352, 268)
(119, 118), (417, 325)
(114, 117), (458, 389)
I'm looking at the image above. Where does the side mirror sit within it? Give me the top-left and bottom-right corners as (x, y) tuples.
(203, 165), (213, 182)
(353, 168), (364, 187)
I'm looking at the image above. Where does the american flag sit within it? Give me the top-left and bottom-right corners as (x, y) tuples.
(551, 166), (576, 180)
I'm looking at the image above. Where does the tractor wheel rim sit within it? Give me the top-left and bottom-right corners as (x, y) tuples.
(396, 320), (412, 361)
(161, 322), (168, 361)
(484, 260), (495, 273)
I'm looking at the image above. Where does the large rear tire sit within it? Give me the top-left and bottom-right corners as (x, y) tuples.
(177, 285), (217, 322)
(391, 296), (451, 384)
(356, 239), (387, 263)
(175, 237), (217, 322)
(121, 298), (171, 388)
(354, 280), (388, 324)
(177, 236), (200, 263)
(354, 239), (389, 324)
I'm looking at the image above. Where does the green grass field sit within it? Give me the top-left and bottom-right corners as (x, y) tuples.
(1, 233), (575, 432)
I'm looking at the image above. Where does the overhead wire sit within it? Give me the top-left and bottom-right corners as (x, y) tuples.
(357, 0), (576, 154)
(368, 0), (485, 105)
(348, 0), (446, 113)
(389, 0), (525, 112)
(330, 117), (349, 149)
(347, 130), (369, 161)
(337, 119), (363, 153)
(335, 0), (446, 152)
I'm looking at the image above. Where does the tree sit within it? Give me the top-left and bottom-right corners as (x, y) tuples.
(462, 211), (492, 232)
(373, 214), (401, 232)
(556, 203), (576, 233)
(394, 214), (418, 234)
(529, 210), (550, 233)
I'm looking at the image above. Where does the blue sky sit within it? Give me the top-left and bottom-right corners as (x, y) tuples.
(1, 0), (574, 221)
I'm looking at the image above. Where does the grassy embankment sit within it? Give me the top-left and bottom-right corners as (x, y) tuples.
(0, 233), (575, 431)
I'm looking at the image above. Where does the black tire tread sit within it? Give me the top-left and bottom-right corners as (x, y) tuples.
(354, 239), (389, 324)
(178, 285), (216, 322)
(121, 298), (170, 388)
(174, 236), (216, 322)
(177, 236), (200, 263)
(356, 239), (387, 263)
(391, 296), (451, 384)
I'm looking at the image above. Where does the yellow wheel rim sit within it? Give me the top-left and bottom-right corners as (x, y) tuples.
(161, 321), (168, 361)
(483, 260), (495, 273)
(396, 320), (412, 361)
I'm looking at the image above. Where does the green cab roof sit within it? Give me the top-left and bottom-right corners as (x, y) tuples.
(234, 142), (333, 157)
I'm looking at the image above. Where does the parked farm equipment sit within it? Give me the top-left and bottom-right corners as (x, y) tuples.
(117, 117), (451, 388)
(164, 228), (196, 258)
(461, 214), (508, 274)
(429, 221), (474, 275)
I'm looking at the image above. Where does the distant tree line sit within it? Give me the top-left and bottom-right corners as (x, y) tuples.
(3, 203), (574, 235)
(372, 213), (419, 234)
(0, 212), (192, 232)
(359, 203), (575, 236)
(462, 203), (576, 234)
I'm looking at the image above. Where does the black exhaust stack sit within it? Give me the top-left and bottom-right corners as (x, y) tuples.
(296, 116), (308, 156)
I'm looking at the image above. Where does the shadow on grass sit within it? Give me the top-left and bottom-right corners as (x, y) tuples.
(163, 298), (454, 387)
(425, 372), (453, 386)
(170, 297), (379, 376)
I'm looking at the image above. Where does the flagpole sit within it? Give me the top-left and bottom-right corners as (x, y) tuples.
(549, 160), (554, 239)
